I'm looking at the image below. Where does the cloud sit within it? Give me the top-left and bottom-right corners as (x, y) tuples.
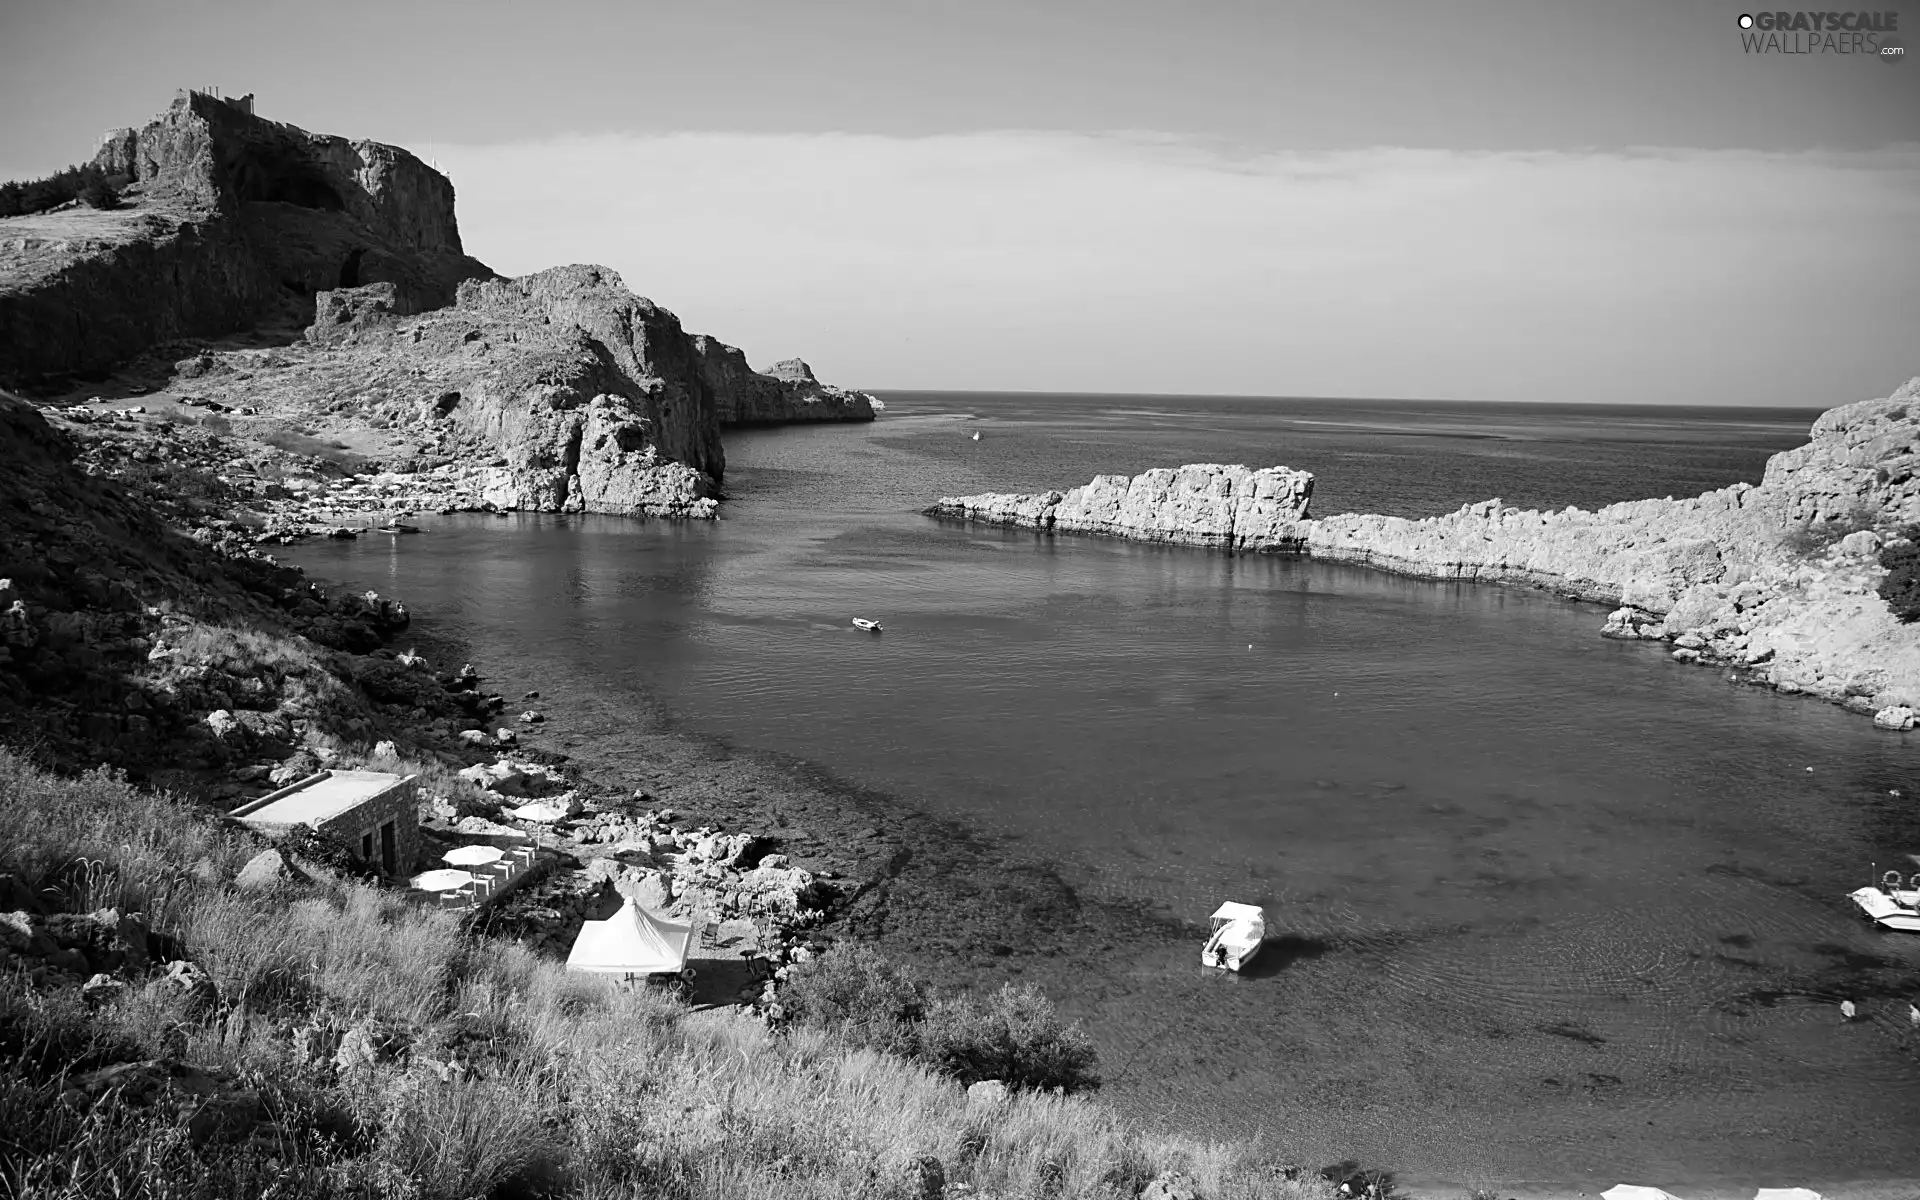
(420, 132), (1920, 406)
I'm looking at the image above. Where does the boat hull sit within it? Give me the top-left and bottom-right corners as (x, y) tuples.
(1849, 886), (1920, 932)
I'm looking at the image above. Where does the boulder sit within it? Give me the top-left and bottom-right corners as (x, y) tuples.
(1141, 1174), (1201, 1200)
(1873, 706), (1916, 730)
(234, 849), (302, 890)
(82, 972), (129, 1007)
(1838, 529), (1882, 558)
(966, 1079), (1010, 1111)
(453, 816), (521, 838)
(150, 959), (219, 1016)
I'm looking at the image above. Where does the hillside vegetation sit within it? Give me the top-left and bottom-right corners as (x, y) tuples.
(0, 747), (1340, 1200)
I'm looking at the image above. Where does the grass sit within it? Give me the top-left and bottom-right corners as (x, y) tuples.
(0, 746), (1351, 1199)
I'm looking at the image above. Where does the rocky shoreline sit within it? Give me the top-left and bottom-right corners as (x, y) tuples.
(930, 378), (1920, 728)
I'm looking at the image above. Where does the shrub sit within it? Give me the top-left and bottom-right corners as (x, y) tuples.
(1879, 526), (1920, 622)
(920, 984), (1100, 1094)
(780, 943), (927, 1058)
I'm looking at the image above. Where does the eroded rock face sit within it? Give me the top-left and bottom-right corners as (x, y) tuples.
(0, 90), (494, 382)
(936, 465), (1314, 551)
(690, 336), (876, 426)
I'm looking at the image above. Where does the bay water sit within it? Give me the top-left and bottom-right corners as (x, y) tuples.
(287, 392), (1920, 1187)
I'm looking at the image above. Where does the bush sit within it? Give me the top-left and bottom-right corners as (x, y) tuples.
(783, 949), (1100, 1093)
(921, 983), (1101, 1095)
(780, 943), (927, 1058)
(1879, 526), (1920, 622)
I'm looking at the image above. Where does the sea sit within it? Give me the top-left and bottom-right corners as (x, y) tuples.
(284, 392), (1920, 1189)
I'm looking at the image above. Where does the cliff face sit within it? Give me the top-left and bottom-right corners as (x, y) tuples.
(0, 91), (493, 382)
(690, 336), (876, 426)
(928, 377), (1920, 719)
(936, 465), (1314, 551)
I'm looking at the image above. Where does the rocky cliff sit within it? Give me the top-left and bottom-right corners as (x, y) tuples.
(154, 265), (725, 517)
(690, 336), (876, 426)
(936, 464), (1314, 551)
(0, 90), (493, 382)
(929, 377), (1920, 722)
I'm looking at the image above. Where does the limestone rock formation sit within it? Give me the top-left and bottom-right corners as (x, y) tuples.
(168, 263), (728, 517)
(929, 377), (1920, 722)
(690, 336), (876, 426)
(0, 90), (493, 382)
(936, 465), (1314, 551)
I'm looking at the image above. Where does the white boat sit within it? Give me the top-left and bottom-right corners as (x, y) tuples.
(1203, 902), (1265, 971)
(1849, 868), (1920, 932)
(852, 618), (882, 632)
(971, 431), (981, 441)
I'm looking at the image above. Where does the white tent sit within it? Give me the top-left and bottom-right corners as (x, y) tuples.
(1603, 1187), (1681, 1200)
(565, 898), (693, 977)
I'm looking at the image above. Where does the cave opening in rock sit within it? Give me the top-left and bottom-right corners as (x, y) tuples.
(228, 145), (345, 211)
(338, 249), (364, 289)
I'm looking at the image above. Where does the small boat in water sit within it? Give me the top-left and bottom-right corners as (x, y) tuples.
(1202, 902), (1265, 971)
(971, 431), (981, 441)
(376, 523), (421, 534)
(1849, 867), (1920, 932)
(852, 618), (882, 632)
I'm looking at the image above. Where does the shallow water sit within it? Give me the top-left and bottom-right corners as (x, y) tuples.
(288, 392), (1920, 1185)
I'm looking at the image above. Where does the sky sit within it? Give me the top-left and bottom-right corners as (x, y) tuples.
(1, 0), (1917, 405)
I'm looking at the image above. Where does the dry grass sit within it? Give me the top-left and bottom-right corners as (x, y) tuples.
(0, 746), (1352, 1199)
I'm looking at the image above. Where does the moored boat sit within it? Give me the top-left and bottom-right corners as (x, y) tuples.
(852, 618), (882, 632)
(1848, 866), (1920, 932)
(1203, 902), (1265, 970)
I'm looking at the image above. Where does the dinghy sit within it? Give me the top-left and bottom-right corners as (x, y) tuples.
(376, 523), (421, 534)
(1202, 902), (1265, 971)
(852, 618), (882, 632)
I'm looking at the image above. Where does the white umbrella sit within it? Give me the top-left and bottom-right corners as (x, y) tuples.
(410, 868), (477, 892)
(442, 845), (505, 867)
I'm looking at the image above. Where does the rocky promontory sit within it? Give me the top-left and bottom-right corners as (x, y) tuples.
(935, 463), (1314, 551)
(3, 92), (882, 521)
(930, 377), (1920, 723)
(691, 337), (877, 426)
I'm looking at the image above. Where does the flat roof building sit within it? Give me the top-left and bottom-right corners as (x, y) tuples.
(230, 769), (420, 878)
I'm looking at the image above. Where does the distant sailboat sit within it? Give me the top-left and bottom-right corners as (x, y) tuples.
(971, 431), (981, 441)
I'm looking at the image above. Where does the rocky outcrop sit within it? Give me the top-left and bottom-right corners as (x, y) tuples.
(690, 336), (876, 426)
(937, 465), (1314, 551)
(160, 263), (727, 517)
(929, 377), (1920, 721)
(0, 90), (493, 383)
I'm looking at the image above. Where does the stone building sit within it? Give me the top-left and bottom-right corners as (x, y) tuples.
(229, 769), (421, 877)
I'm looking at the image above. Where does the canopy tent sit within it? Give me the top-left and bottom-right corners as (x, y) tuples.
(443, 845), (505, 867)
(566, 898), (694, 977)
(410, 868), (477, 892)
(1603, 1187), (1681, 1200)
